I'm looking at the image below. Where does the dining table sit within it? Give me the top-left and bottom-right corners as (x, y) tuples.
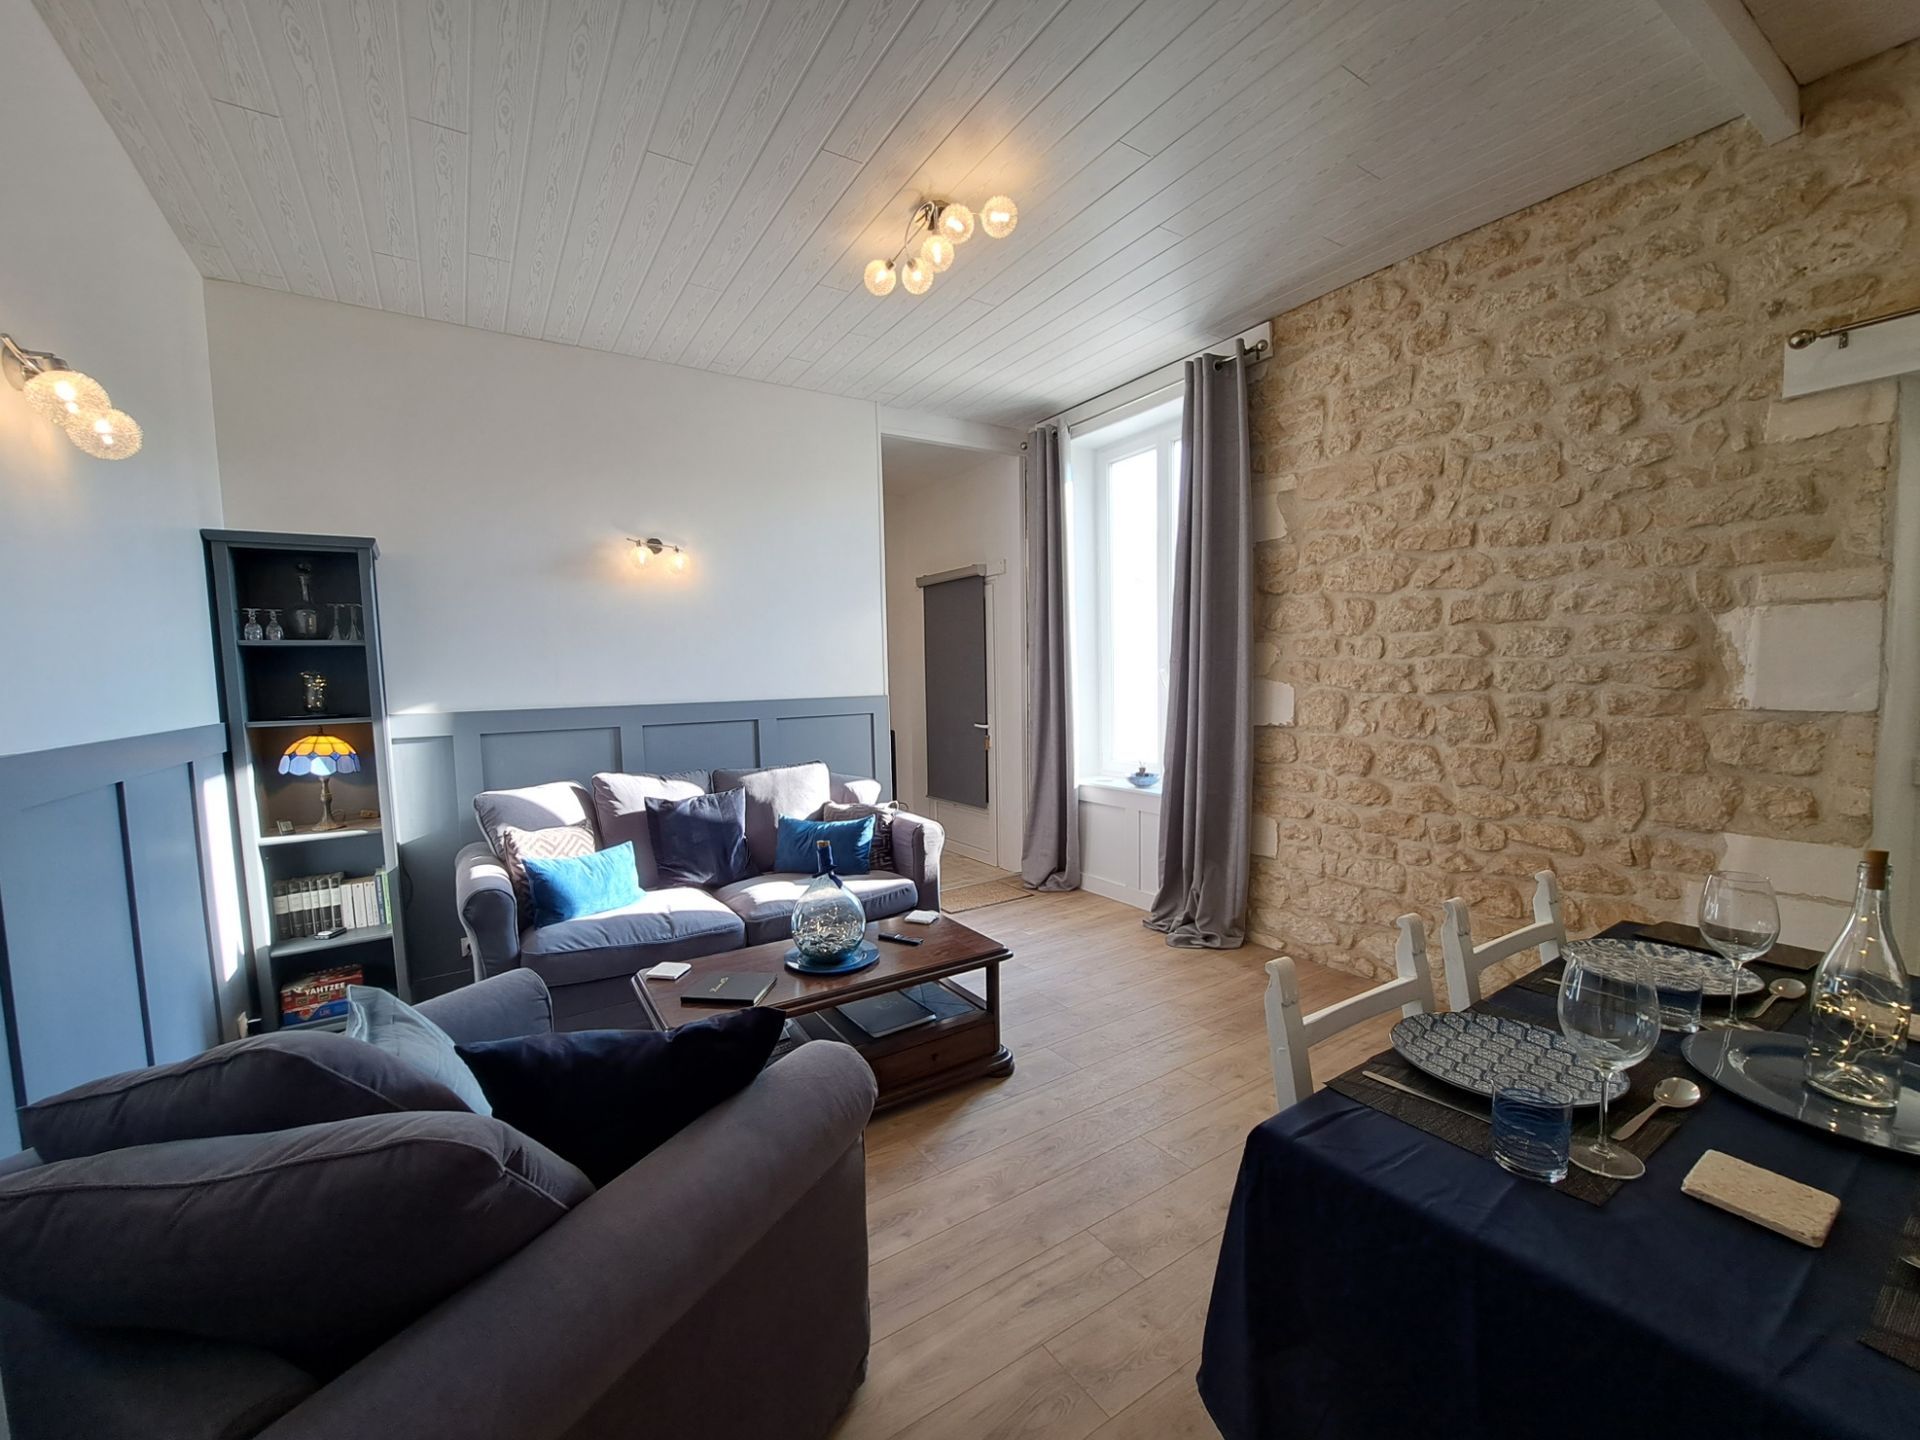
(1197, 924), (1920, 1440)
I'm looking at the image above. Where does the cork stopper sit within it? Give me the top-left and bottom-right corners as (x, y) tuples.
(1864, 849), (1889, 888)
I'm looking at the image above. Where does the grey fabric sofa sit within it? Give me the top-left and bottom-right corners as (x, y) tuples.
(454, 762), (944, 1025)
(0, 970), (878, 1440)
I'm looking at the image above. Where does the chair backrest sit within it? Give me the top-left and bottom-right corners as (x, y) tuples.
(1265, 914), (1439, 1109)
(1439, 870), (1566, 1011)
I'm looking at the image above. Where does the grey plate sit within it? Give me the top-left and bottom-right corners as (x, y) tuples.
(1682, 1030), (1920, 1157)
(1389, 1011), (1628, 1107)
(1564, 937), (1763, 997)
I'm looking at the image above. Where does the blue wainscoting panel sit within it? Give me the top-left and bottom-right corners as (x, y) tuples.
(391, 734), (469, 1000)
(478, 726), (623, 792)
(638, 719), (758, 776)
(122, 767), (223, 1064)
(0, 724), (231, 1151)
(771, 712), (880, 779)
(0, 785), (150, 1101)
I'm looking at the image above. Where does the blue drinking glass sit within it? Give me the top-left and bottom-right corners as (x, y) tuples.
(1656, 974), (1704, 1033)
(1491, 1085), (1571, 1183)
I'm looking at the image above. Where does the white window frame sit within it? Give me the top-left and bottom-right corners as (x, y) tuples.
(1085, 417), (1180, 780)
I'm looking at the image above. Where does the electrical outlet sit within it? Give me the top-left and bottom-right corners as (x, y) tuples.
(460, 937), (472, 959)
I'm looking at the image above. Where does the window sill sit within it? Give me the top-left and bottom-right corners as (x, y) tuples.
(1078, 777), (1161, 812)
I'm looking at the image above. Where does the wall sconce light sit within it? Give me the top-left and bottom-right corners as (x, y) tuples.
(2, 334), (143, 459)
(630, 536), (689, 573)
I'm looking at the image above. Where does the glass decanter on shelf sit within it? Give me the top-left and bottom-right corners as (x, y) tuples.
(289, 561), (321, 638)
(1804, 849), (1911, 1110)
(791, 838), (867, 961)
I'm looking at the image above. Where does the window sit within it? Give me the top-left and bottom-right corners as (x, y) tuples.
(1069, 398), (1182, 782)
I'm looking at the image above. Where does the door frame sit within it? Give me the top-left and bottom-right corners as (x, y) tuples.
(917, 562), (1004, 867)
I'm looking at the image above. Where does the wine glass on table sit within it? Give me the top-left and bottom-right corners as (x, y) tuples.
(1698, 871), (1780, 1030)
(1558, 948), (1660, 1180)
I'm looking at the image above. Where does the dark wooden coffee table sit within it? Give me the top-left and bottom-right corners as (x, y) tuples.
(631, 916), (1014, 1111)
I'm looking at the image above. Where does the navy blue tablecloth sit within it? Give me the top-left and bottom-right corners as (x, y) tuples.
(1198, 969), (1920, 1440)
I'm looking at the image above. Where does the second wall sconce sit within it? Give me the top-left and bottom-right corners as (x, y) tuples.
(630, 536), (689, 573)
(2, 334), (143, 459)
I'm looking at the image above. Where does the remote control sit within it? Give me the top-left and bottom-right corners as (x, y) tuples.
(877, 933), (923, 946)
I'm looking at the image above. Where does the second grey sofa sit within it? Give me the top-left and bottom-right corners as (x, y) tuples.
(0, 970), (878, 1440)
(454, 762), (944, 1024)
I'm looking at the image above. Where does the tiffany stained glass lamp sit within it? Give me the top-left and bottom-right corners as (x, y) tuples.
(279, 733), (361, 831)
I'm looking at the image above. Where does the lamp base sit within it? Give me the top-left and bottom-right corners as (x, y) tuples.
(311, 776), (342, 831)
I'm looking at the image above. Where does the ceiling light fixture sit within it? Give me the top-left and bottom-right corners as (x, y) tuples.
(2, 334), (143, 460)
(863, 195), (1018, 298)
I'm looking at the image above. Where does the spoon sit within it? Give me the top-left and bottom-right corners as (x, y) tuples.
(1747, 977), (1807, 1021)
(1611, 1077), (1703, 1141)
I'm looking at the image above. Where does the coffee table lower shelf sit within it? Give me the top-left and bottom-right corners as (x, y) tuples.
(794, 978), (1014, 1111)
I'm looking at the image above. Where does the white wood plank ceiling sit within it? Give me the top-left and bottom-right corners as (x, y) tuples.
(34, 1), (1920, 428)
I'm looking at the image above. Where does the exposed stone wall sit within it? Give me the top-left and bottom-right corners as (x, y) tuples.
(1249, 43), (1920, 983)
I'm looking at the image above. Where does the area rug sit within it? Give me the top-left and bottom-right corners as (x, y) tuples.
(942, 878), (1034, 914)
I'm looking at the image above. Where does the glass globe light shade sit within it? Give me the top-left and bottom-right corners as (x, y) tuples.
(980, 195), (1018, 239)
(631, 541), (652, 567)
(937, 203), (974, 244)
(66, 409), (142, 460)
(670, 547), (688, 573)
(863, 258), (897, 296)
(901, 256), (933, 295)
(920, 233), (955, 272)
(24, 368), (109, 425)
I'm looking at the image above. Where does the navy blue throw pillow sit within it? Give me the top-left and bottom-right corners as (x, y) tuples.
(644, 787), (755, 888)
(456, 1008), (784, 1185)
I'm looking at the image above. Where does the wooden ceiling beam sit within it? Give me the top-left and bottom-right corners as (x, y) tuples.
(1655, 0), (1800, 143)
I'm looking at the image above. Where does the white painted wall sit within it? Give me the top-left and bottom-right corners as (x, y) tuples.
(881, 444), (1024, 867)
(1080, 780), (1163, 911)
(0, 0), (223, 757)
(204, 283), (886, 715)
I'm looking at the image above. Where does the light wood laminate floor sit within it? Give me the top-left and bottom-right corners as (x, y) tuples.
(832, 887), (1395, 1440)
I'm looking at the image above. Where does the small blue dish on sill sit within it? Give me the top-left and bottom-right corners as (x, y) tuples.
(1127, 766), (1159, 789)
(783, 942), (881, 977)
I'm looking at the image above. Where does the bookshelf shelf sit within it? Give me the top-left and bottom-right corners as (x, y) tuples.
(205, 530), (410, 1033)
(271, 924), (393, 960)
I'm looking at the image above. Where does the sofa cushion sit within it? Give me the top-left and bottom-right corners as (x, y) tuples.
(820, 800), (896, 872)
(457, 1007), (784, 1185)
(591, 771), (707, 886)
(715, 871), (918, 946)
(17, 1031), (470, 1163)
(346, 985), (492, 1115)
(473, 780), (598, 849)
(711, 762), (833, 872)
(0, 1112), (593, 1376)
(494, 822), (598, 925)
(646, 788), (755, 889)
(519, 887), (745, 988)
(775, 814), (875, 875)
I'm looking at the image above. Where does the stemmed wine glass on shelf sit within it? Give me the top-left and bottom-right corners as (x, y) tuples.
(1558, 948), (1660, 1180)
(1698, 871), (1780, 1029)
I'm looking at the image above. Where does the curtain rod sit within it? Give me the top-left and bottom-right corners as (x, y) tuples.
(1022, 337), (1272, 447)
(1789, 302), (1920, 350)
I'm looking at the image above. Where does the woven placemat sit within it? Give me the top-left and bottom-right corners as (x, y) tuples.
(1864, 1196), (1920, 1372)
(1326, 1004), (1713, 1207)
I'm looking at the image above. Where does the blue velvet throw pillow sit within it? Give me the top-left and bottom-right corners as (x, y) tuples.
(456, 1007), (785, 1185)
(645, 788), (756, 888)
(775, 815), (875, 875)
(521, 842), (642, 926)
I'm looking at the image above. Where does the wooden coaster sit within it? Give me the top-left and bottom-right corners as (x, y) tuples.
(1682, 1150), (1839, 1247)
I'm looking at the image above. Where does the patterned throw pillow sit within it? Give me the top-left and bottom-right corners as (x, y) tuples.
(819, 801), (896, 873)
(494, 823), (597, 927)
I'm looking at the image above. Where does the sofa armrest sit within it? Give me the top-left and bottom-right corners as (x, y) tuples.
(829, 773), (883, 805)
(257, 1042), (877, 1440)
(415, 970), (553, 1045)
(455, 841), (521, 978)
(888, 810), (944, 911)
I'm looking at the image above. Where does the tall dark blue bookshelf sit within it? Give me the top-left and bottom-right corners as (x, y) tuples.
(204, 531), (410, 1031)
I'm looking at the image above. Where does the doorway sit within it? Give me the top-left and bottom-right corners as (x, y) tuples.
(880, 437), (1024, 869)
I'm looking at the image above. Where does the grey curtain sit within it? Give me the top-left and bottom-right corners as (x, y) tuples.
(1148, 344), (1252, 948)
(1020, 424), (1079, 891)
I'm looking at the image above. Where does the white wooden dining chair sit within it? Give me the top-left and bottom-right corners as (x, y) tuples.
(1265, 914), (1440, 1109)
(1438, 869), (1567, 1010)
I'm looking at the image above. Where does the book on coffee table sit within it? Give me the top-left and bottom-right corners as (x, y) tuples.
(838, 990), (937, 1039)
(678, 972), (779, 1007)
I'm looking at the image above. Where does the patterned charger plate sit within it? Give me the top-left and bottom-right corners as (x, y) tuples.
(1562, 937), (1763, 997)
(1389, 1011), (1628, 1106)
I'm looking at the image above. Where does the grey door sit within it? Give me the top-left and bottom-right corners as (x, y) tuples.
(923, 575), (989, 807)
